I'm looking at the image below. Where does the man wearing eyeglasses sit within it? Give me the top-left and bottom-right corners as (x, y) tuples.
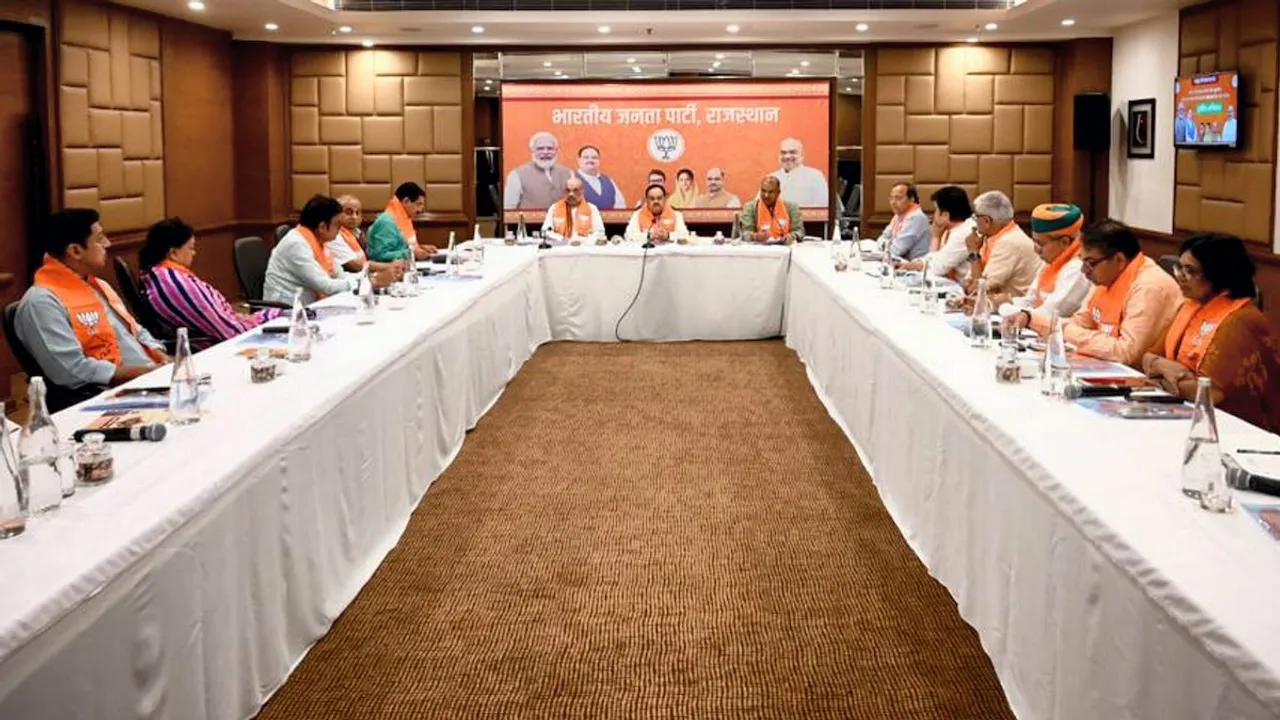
(963, 190), (1041, 297)
(1007, 219), (1182, 365)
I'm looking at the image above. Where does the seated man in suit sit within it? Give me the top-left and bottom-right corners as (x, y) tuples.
(739, 176), (804, 244)
(15, 208), (169, 389)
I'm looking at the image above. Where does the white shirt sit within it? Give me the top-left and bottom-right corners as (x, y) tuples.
(326, 233), (361, 268)
(1024, 255), (1089, 317)
(540, 202), (606, 241)
(770, 165), (828, 208)
(263, 228), (357, 305)
(924, 219), (977, 279)
(624, 208), (688, 244)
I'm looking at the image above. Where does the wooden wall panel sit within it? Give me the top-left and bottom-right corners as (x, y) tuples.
(1052, 38), (1113, 222)
(232, 41), (289, 224)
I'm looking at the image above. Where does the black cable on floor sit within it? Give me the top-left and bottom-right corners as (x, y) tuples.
(614, 245), (650, 342)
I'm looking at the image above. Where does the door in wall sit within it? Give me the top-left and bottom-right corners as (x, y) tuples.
(0, 29), (36, 405)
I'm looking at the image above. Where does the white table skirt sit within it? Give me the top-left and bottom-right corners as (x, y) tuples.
(537, 244), (791, 342)
(0, 248), (549, 720)
(784, 246), (1280, 720)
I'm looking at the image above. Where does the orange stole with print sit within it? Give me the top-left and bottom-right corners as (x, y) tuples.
(339, 227), (367, 262)
(33, 254), (164, 365)
(887, 203), (921, 239)
(637, 205), (678, 232)
(549, 199), (597, 236)
(386, 198), (417, 243)
(1086, 253), (1146, 337)
(979, 221), (1017, 267)
(754, 199), (791, 239)
(1164, 293), (1252, 372)
(1034, 237), (1082, 306)
(295, 225), (335, 299)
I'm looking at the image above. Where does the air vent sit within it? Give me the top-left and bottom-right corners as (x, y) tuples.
(398, 26), (424, 32)
(338, 0), (1009, 10)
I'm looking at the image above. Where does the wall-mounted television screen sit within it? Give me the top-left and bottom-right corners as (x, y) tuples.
(1173, 71), (1241, 149)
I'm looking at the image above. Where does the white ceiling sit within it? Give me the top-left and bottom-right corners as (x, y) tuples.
(112, 0), (1195, 46)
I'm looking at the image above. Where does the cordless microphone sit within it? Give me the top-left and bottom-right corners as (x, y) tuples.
(73, 423), (168, 443)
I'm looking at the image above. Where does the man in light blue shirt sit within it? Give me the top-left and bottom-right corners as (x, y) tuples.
(877, 182), (931, 261)
(264, 195), (394, 304)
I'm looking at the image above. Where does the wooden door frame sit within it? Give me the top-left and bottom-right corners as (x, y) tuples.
(0, 20), (52, 282)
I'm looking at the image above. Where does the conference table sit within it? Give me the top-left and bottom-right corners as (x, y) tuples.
(0, 242), (1278, 720)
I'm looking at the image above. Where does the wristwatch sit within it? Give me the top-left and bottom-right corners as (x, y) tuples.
(967, 251), (981, 262)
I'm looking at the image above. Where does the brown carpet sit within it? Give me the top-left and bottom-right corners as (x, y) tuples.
(259, 341), (1013, 719)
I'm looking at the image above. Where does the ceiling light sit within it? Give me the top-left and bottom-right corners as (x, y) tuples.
(707, 67), (715, 72)
(337, 25), (352, 33)
(726, 24), (740, 34)
(626, 57), (636, 63)
(471, 25), (484, 34)
(966, 36), (979, 43)
(800, 60), (810, 67)
(712, 60), (721, 68)
(597, 25), (611, 34)
(1061, 18), (1076, 26)
(985, 22), (998, 30)
(714, 53), (725, 60)
(631, 65), (642, 73)
(543, 61), (552, 67)
(855, 23), (868, 32)
(555, 69), (564, 75)
(845, 87), (852, 92)
(790, 68), (799, 74)
(187, 0), (205, 10)
(361, 39), (374, 47)
(264, 22), (278, 30)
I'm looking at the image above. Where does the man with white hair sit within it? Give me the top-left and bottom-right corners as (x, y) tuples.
(503, 131), (572, 210)
(964, 190), (1041, 297)
(769, 137), (828, 208)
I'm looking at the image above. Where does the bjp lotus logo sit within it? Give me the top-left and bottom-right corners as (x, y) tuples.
(647, 129), (685, 163)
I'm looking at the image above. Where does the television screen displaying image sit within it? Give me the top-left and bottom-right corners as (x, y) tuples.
(1174, 71), (1241, 149)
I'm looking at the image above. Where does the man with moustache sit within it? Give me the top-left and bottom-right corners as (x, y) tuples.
(503, 131), (572, 210)
(693, 167), (742, 209)
(575, 145), (627, 209)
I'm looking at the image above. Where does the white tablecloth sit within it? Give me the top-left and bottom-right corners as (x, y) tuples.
(784, 246), (1280, 720)
(537, 244), (791, 342)
(0, 248), (549, 719)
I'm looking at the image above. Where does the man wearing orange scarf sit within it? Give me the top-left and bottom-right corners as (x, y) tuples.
(995, 203), (1090, 317)
(14, 208), (168, 389)
(332, 195), (404, 279)
(624, 184), (688, 245)
(264, 195), (395, 304)
(740, 176), (804, 244)
(1012, 220), (1181, 365)
(875, 183), (930, 260)
(366, 182), (439, 263)
(540, 177), (604, 243)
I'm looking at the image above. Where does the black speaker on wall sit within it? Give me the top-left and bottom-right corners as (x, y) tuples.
(1074, 92), (1112, 153)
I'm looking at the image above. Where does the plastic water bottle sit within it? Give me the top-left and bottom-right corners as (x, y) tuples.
(169, 327), (201, 425)
(969, 277), (992, 348)
(0, 401), (27, 538)
(18, 378), (61, 516)
(286, 290), (312, 363)
(516, 213), (528, 243)
(1183, 377), (1231, 511)
(1041, 314), (1076, 398)
(848, 225), (863, 272)
(355, 269), (376, 325)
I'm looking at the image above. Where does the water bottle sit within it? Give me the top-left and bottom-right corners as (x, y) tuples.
(879, 251), (895, 289)
(516, 213), (528, 243)
(446, 231), (460, 277)
(18, 378), (61, 516)
(472, 223), (486, 266)
(355, 269), (376, 325)
(1042, 314), (1075, 398)
(0, 402), (27, 538)
(969, 277), (992, 348)
(1183, 377), (1231, 511)
(848, 225), (863, 272)
(286, 290), (312, 362)
(169, 327), (201, 425)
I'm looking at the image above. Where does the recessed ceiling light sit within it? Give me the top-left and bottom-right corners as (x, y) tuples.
(543, 61), (553, 67)
(800, 60), (810, 67)
(726, 24), (740, 34)
(337, 25), (352, 33)
(631, 65), (642, 73)
(790, 68), (799, 74)
(187, 0), (205, 10)
(361, 39), (374, 47)
(712, 60), (721, 68)
(707, 67), (715, 72)
(555, 69), (564, 75)
(714, 53), (725, 60)
(852, 77), (861, 83)
(845, 87), (852, 92)
(597, 25), (611, 34)
(985, 22), (998, 30)
(855, 23), (868, 32)
(471, 25), (484, 33)
(1061, 18), (1076, 26)
(626, 57), (636, 63)
(966, 36), (979, 43)
(264, 22), (278, 30)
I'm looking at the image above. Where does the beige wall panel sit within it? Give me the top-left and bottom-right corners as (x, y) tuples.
(1257, 43), (1276, 93)
(292, 106), (320, 144)
(905, 76), (935, 115)
(978, 155), (1014, 197)
(363, 155), (392, 183)
(61, 1), (111, 50)
(1240, 0), (1278, 44)
(292, 174), (331, 210)
(425, 155), (462, 183)
(318, 77), (345, 115)
(1221, 161), (1245, 203)
(877, 75), (906, 105)
(330, 184), (391, 212)
(426, 184), (462, 212)
(1010, 48), (1054, 75)
(905, 115), (950, 145)
(934, 47), (967, 114)
(1181, 11), (1219, 55)
(1013, 185), (1051, 213)
(123, 161), (144, 196)
(1023, 105), (1054, 153)
(964, 74), (994, 114)
(63, 149), (98, 189)
(404, 106), (434, 153)
(1253, 93), (1275, 159)
(1199, 154), (1227, 199)
(949, 115), (993, 154)
(149, 60), (160, 100)
(915, 185), (943, 209)
(319, 116), (362, 145)
(87, 49), (111, 107)
(404, 76), (461, 106)
(876, 106), (906, 144)
(129, 17), (160, 59)
(375, 50), (418, 76)
(292, 77), (319, 107)
(432, 106), (462, 152)
(121, 110), (150, 159)
(876, 145), (914, 174)
(390, 155), (426, 189)
(142, 160), (164, 223)
(89, 109), (122, 147)
(109, 14), (131, 109)
(1174, 185), (1202, 229)
(364, 117), (406, 154)
(293, 51), (345, 77)
(993, 106), (1025, 154)
(292, 145), (329, 174)
(994, 74), (1054, 105)
(878, 48), (935, 75)
(950, 155), (979, 183)
(915, 146), (949, 183)
(374, 76), (404, 115)
(874, 175), (906, 215)
(1199, 199), (1245, 236)
(62, 46), (89, 87)
(65, 188), (99, 209)
(1218, 3), (1240, 68)
(330, 146), (363, 183)
(1175, 149), (1200, 184)
(1014, 155), (1052, 184)
(61, 86), (91, 147)
(1179, 56), (1199, 77)
(418, 53), (461, 76)
(1240, 164), (1275, 240)
(965, 46), (1010, 75)
(99, 197), (144, 231)
(129, 56), (150, 110)
(149, 101), (162, 158)
(97, 148), (125, 199)
(1198, 53), (1217, 73)
(346, 50), (377, 115)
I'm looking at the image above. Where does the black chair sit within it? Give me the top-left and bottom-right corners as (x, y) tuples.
(113, 257), (170, 344)
(234, 236), (272, 302)
(1157, 254), (1180, 278)
(274, 224), (291, 243)
(3, 302), (106, 413)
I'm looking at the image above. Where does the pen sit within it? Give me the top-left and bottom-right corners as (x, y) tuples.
(1235, 449), (1280, 456)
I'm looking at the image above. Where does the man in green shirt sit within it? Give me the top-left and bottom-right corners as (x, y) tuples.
(366, 182), (439, 262)
(738, 176), (805, 244)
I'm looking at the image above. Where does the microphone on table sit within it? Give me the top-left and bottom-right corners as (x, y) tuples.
(73, 423), (168, 443)
(641, 229), (656, 249)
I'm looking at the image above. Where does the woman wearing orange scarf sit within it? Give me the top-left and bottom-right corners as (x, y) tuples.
(1142, 234), (1280, 432)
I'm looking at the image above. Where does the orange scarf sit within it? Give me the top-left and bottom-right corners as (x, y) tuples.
(156, 259), (194, 277)
(1086, 253), (1146, 337)
(295, 225), (335, 299)
(338, 226), (367, 263)
(1034, 236), (1082, 306)
(754, 199), (792, 240)
(979, 221), (1017, 267)
(386, 198), (417, 244)
(1164, 293), (1252, 372)
(33, 254), (164, 365)
(637, 205), (678, 233)
(549, 199), (597, 237)
(888, 203), (922, 238)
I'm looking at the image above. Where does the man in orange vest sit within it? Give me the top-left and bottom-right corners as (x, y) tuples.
(14, 208), (169, 389)
(540, 177), (604, 244)
(739, 176), (804, 244)
(624, 184), (688, 245)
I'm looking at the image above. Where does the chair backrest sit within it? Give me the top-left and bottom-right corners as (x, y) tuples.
(1157, 254), (1180, 278)
(112, 257), (160, 331)
(2, 302), (100, 413)
(3, 302), (43, 383)
(274, 224), (291, 243)
(233, 236), (270, 301)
